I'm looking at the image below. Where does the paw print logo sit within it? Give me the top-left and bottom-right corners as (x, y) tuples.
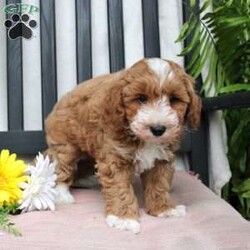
(4, 14), (37, 40)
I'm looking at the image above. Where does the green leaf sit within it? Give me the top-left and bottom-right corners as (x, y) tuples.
(219, 84), (250, 94)
(246, 200), (250, 218)
(175, 16), (199, 43)
(190, 33), (213, 78)
(186, 28), (207, 70)
(239, 152), (247, 173)
(202, 49), (218, 94)
(186, 41), (203, 71)
(217, 17), (250, 28)
(198, 0), (212, 14)
(190, 0), (197, 8)
(202, 12), (214, 21)
(178, 26), (201, 56)
(216, 0), (234, 10)
(216, 61), (226, 93)
(242, 191), (250, 199)
(230, 116), (250, 158)
(175, 22), (189, 43)
(238, 195), (245, 208)
(0, 207), (22, 237)
(232, 179), (250, 193)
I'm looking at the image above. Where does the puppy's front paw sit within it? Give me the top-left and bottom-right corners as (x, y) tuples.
(158, 205), (186, 218)
(106, 215), (140, 234)
(55, 184), (75, 204)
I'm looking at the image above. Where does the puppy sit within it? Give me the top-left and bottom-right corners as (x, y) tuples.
(45, 58), (201, 234)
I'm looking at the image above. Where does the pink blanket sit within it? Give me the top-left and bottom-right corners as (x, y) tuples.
(2, 171), (250, 250)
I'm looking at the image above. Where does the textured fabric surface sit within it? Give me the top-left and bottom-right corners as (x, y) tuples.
(2, 171), (250, 250)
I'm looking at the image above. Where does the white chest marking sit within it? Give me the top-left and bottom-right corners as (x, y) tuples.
(146, 58), (172, 87)
(134, 143), (167, 174)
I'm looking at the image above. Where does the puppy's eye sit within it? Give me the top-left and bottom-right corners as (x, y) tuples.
(137, 95), (148, 104)
(170, 96), (180, 104)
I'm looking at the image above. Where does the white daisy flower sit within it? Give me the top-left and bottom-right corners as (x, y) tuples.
(19, 153), (57, 213)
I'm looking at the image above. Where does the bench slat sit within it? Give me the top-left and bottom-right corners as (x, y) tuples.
(142, 0), (160, 58)
(6, 0), (23, 131)
(107, 0), (125, 72)
(76, 0), (92, 83)
(0, 131), (46, 154)
(40, 0), (57, 121)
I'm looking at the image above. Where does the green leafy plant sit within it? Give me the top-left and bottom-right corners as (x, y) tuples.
(0, 205), (21, 236)
(223, 108), (250, 218)
(176, 0), (250, 219)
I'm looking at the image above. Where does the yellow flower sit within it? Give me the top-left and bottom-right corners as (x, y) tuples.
(0, 149), (28, 206)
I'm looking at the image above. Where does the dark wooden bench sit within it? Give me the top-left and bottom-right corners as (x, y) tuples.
(1, 0), (249, 188)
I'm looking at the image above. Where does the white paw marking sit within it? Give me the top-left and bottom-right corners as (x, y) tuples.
(106, 215), (140, 234)
(55, 184), (75, 204)
(158, 205), (186, 218)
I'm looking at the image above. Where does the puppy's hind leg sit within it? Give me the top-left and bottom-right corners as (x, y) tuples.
(46, 143), (80, 204)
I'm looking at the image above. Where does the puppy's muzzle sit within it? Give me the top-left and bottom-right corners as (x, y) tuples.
(150, 125), (166, 137)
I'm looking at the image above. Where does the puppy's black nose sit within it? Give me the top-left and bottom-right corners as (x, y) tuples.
(150, 125), (166, 137)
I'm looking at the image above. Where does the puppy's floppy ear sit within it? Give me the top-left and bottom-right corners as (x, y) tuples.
(101, 80), (127, 135)
(184, 74), (202, 129)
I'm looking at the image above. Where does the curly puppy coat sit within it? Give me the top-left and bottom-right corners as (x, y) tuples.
(45, 58), (201, 234)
